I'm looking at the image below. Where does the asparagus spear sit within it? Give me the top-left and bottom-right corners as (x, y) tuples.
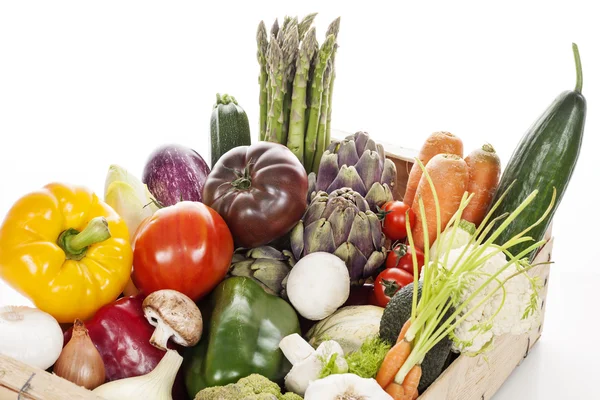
(298, 13), (317, 40)
(281, 16), (293, 34)
(325, 61), (335, 150)
(326, 16), (341, 39)
(257, 21), (269, 141)
(324, 17), (341, 152)
(281, 21), (299, 145)
(311, 59), (333, 173)
(287, 28), (317, 163)
(265, 18), (279, 139)
(304, 33), (336, 169)
(271, 18), (279, 39)
(266, 35), (285, 143)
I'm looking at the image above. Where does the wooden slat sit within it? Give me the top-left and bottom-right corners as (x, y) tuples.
(0, 354), (104, 400)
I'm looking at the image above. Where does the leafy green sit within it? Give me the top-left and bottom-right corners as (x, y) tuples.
(318, 336), (391, 380)
(318, 353), (344, 379)
(346, 336), (391, 379)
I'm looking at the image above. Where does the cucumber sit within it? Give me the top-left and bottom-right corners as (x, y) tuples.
(488, 44), (586, 260)
(210, 93), (251, 167)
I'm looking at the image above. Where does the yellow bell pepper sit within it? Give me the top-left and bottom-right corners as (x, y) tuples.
(0, 183), (133, 323)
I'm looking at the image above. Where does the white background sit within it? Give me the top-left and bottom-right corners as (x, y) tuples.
(0, 1), (598, 399)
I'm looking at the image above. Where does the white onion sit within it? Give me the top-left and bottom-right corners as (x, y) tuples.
(0, 306), (63, 369)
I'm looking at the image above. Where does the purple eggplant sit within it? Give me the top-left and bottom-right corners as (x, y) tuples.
(142, 144), (210, 206)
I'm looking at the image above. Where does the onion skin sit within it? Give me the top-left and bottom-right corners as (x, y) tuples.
(54, 319), (106, 390)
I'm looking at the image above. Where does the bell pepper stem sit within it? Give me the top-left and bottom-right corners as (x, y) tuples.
(59, 217), (111, 259)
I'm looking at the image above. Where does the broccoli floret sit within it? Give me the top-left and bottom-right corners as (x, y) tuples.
(280, 393), (303, 400)
(237, 374), (281, 396)
(243, 395), (279, 400)
(195, 382), (251, 400)
(194, 374), (294, 400)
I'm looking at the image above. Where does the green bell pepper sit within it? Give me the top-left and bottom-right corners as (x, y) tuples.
(184, 276), (300, 397)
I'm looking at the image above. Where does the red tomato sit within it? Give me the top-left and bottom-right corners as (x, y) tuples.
(373, 268), (414, 307)
(385, 243), (425, 277)
(380, 201), (416, 241)
(132, 201), (234, 302)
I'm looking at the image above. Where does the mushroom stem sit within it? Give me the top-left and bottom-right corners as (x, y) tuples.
(279, 333), (315, 365)
(150, 323), (175, 351)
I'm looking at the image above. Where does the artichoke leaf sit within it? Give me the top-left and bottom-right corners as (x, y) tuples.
(304, 219), (337, 254)
(364, 250), (386, 278)
(229, 260), (256, 277)
(304, 195), (328, 226)
(290, 221), (305, 260)
(327, 206), (357, 248)
(381, 159), (397, 189)
(334, 242), (368, 282)
(251, 260), (291, 294)
(376, 143), (386, 169)
(316, 151), (340, 192)
(337, 139), (360, 167)
(365, 183), (393, 212)
(366, 211), (385, 249)
(326, 165), (367, 195)
(246, 246), (287, 260)
(355, 150), (383, 191)
(353, 131), (370, 156)
(346, 212), (375, 258)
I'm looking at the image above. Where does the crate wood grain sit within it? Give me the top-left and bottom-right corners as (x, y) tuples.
(0, 143), (553, 400)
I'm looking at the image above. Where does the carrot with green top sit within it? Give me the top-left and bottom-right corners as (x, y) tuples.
(373, 153), (552, 399)
(376, 340), (411, 389)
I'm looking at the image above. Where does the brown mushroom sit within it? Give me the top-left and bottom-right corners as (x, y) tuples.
(142, 289), (203, 350)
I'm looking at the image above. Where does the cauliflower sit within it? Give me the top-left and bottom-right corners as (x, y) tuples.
(194, 374), (302, 400)
(442, 244), (541, 354)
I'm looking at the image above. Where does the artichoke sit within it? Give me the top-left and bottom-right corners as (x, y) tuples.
(291, 188), (386, 283)
(308, 131), (397, 211)
(229, 246), (295, 296)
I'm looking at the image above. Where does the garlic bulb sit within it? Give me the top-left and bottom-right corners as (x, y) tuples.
(304, 373), (393, 400)
(92, 349), (182, 400)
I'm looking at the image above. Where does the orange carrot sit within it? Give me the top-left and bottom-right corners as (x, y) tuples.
(412, 390), (419, 400)
(385, 383), (405, 398)
(462, 144), (501, 226)
(403, 131), (464, 207)
(376, 340), (411, 388)
(397, 319), (412, 343)
(411, 153), (469, 250)
(402, 364), (423, 399)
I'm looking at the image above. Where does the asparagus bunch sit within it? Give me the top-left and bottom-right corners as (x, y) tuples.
(257, 13), (340, 173)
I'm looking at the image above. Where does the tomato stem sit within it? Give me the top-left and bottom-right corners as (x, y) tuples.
(231, 164), (253, 190)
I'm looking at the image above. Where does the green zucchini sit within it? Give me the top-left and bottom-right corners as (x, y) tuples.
(488, 44), (586, 260)
(210, 93), (251, 167)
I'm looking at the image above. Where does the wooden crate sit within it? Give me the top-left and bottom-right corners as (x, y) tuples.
(0, 144), (552, 400)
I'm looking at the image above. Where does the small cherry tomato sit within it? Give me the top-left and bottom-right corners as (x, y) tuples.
(373, 268), (415, 307)
(379, 201), (416, 241)
(385, 243), (425, 277)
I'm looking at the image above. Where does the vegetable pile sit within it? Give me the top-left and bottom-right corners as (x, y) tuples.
(0, 11), (587, 400)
